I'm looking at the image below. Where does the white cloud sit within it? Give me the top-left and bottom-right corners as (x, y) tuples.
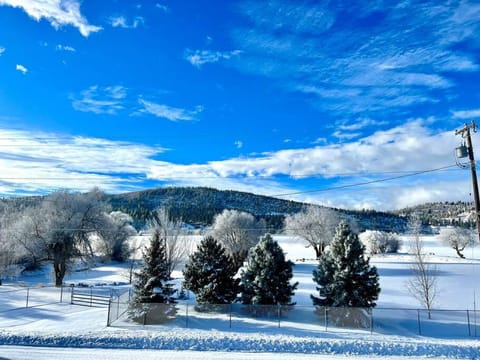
(109, 15), (144, 29)
(155, 3), (169, 12)
(145, 119), (467, 210)
(15, 64), (28, 74)
(234, 140), (243, 149)
(0, 128), (166, 195)
(0, 47), (5, 55)
(71, 85), (127, 114)
(0, 120), (469, 210)
(452, 109), (480, 119)
(0, 0), (101, 37)
(138, 99), (203, 121)
(56, 44), (76, 52)
(184, 49), (242, 68)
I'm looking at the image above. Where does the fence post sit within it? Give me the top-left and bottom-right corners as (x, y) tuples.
(467, 310), (471, 337)
(229, 303), (232, 329)
(60, 285), (63, 303)
(417, 309), (422, 335)
(185, 303), (189, 328)
(277, 304), (281, 328)
(70, 285), (74, 304)
(106, 298), (112, 327)
(370, 308), (373, 334)
(116, 295), (120, 319)
(25, 288), (29, 308)
(90, 288), (93, 307)
(325, 307), (328, 332)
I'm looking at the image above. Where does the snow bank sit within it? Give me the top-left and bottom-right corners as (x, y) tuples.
(0, 328), (478, 358)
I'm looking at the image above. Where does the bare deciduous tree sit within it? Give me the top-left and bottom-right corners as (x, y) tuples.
(283, 206), (340, 259)
(406, 218), (437, 319)
(439, 226), (475, 259)
(210, 209), (266, 268)
(149, 208), (189, 276)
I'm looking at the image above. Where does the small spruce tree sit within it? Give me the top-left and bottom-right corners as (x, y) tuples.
(129, 229), (176, 322)
(183, 236), (239, 305)
(312, 221), (380, 308)
(240, 234), (298, 306)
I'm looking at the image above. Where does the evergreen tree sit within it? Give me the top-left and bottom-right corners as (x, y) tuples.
(129, 229), (176, 322)
(312, 221), (380, 308)
(183, 236), (239, 304)
(240, 234), (298, 305)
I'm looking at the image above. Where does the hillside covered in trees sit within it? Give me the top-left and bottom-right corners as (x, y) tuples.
(106, 187), (408, 232)
(394, 201), (475, 228)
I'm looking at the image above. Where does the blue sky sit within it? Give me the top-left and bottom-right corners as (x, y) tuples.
(0, 0), (480, 210)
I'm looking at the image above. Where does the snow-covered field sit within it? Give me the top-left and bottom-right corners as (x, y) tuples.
(1, 235), (480, 359)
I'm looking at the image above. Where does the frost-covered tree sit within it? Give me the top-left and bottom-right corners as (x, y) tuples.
(359, 230), (401, 255)
(183, 236), (239, 304)
(210, 209), (266, 268)
(283, 206), (340, 259)
(312, 222), (380, 308)
(4, 189), (112, 286)
(240, 234), (298, 305)
(439, 226), (475, 259)
(97, 211), (137, 262)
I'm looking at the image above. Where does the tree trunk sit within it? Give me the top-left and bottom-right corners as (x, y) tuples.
(53, 259), (66, 287)
(454, 245), (466, 259)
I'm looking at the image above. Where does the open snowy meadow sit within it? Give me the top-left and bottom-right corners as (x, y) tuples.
(1, 234), (480, 359)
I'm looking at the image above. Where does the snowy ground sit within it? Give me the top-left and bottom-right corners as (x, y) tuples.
(1, 234), (480, 359)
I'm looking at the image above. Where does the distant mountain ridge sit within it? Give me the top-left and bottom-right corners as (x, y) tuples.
(107, 186), (408, 232)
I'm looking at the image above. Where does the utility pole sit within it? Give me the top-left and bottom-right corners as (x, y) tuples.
(455, 121), (480, 242)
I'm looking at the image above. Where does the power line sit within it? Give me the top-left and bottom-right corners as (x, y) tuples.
(271, 164), (459, 197)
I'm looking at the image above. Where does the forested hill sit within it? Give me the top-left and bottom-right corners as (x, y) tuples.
(107, 187), (305, 229)
(107, 186), (407, 232)
(394, 201), (475, 228)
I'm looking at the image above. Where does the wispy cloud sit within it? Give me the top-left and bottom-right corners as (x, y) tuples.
(184, 49), (242, 68)
(0, 46), (5, 55)
(0, 128), (166, 195)
(0, 0), (101, 37)
(229, 0), (480, 116)
(155, 3), (169, 13)
(138, 99), (203, 121)
(71, 85), (127, 114)
(452, 109), (480, 119)
(234, 140), (243, 149)
(56, 44), (76, 52)
(15, 64), (28, 74)
(108, 15), (144, 29)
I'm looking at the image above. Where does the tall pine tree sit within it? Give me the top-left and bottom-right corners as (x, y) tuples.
(240, 234), (298, 305)
(312, 221), (380, 308)
(129, 229), (176, 322)
(183, 236), (239, 304)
